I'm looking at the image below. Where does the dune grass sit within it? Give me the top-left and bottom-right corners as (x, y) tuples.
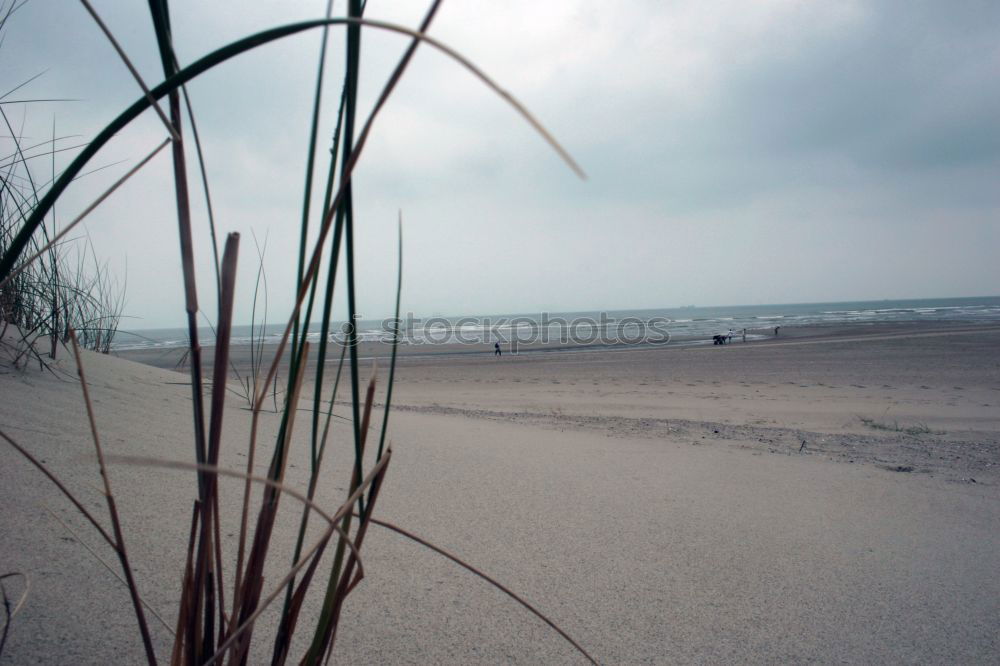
(0, 115), (126, 358)
(0, 1), (127, 360)
(858, 416), (938, 436)
(0, 2), (592, 664)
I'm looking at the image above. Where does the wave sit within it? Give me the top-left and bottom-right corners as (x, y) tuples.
(111, 298), (1000, 350)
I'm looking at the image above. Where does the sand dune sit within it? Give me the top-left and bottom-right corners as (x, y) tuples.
(2, 323), (998, 663)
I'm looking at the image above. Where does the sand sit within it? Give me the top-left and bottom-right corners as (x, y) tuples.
(2, 322), (999, 663)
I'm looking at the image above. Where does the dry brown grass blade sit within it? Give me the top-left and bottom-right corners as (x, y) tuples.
(247, 6), (587, 431)
(305, 367), (379, 665)
(43, 506), (173, 635)
(68, 328), (156, 665)
(212, 491), (227, 640)
(231, 323), (297, 620)
(318, 370), (380, 659)
(0, 138), (170, 293)
(77, 0), (179, 141)
(108, 456), (377, 538)
(192, 232), (239, 653)
(275, 539), (330, 664)
(102, 452), (391, 666)
(205, 524), (339, 666)
(0, 428), (115, 547)
(107, 452), (390, 663)
(230, 339), (310, 664)
(337, 17), (585, 180)
(209, 26), (582, 645)
(0, 571), (30, 655)
(230, 432), (255, 620)
(156, 47), (214, 661)
(363, 516), (599, 665)
(0, 574), (28, 624)
(171, 501), (200, 666)
(321, 441), (390, 657)
(272, 352), (347, 665)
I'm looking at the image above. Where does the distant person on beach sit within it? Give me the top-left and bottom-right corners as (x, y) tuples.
(494, 341), (501, 357)
(742, 328), (747, 343)
(728, 328), (734, 343)
(774, 326), (780, 336)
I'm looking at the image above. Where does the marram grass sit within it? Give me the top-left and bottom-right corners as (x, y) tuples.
(0, 2), (593, 664)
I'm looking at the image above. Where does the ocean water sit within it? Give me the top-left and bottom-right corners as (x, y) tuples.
(111, 295), (1000, 351)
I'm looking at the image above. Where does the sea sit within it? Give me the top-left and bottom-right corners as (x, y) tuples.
(111, 295), (1000, 351)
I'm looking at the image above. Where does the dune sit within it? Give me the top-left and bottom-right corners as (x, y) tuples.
(2, 323), (999, 663)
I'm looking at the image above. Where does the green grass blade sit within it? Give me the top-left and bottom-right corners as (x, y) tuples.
(375, 213), (403, 462)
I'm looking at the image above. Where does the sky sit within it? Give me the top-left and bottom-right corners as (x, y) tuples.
(4, 0), (999, 329)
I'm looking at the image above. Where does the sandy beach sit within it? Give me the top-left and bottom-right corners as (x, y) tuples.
(5, 0), (1000, 661)
(2, 321), (999, 663)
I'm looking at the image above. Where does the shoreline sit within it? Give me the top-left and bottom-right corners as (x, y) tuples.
(115, 318), (1000, 373)
(118, 317), (1000, 485)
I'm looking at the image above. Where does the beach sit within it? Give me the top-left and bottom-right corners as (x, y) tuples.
(2, 321), (999, 663)
(4, 0), (1000, 660)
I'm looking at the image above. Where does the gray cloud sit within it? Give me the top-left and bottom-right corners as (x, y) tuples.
(3, 0), (998, 328)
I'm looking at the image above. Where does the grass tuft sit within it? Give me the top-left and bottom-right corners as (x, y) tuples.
(858, 416), (940, 436)
(0, 2), (594, 664)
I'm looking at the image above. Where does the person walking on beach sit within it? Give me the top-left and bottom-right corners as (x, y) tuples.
(774, 326), (780, 336)
(494, 341), (502, 357)
(742, 328), (747, 343)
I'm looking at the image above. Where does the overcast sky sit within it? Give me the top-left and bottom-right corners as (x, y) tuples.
(5, 0), (999, 328)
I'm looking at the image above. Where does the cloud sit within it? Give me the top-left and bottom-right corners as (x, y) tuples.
(3, 0), (998, 328)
